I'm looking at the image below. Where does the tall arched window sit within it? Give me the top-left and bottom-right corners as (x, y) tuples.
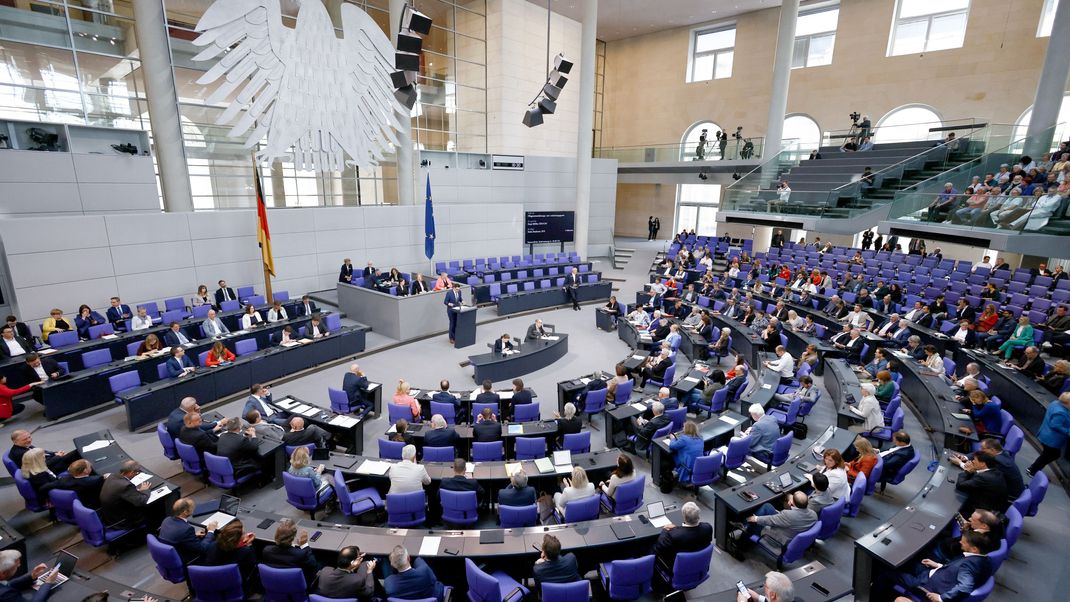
(681, 121), (723, 160)
(1014, 93), (1070, 151)
(783, 114), (822, 152)
(875, 105), (942, 143)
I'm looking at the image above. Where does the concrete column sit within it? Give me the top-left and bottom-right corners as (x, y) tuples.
(762, 0), (799, 157)
(573, 0), (597, 258)
(132, 0), (193, 212)
(390, 0), (416, 205)
(1025, 0), (1070, 156)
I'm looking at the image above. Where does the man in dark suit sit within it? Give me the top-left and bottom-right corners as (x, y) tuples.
(565, 267), (581, 311)
(167, 397), (217, 439)
(0, 551), (60, 601)
(422, 415), (460, 451)
(879, 431), (914, 489)
(362, 261), (376, 279)
(383, 546), (444, 602)
(771, 229), (785, 248)
(640, 349), (672, 387)
(339, 259), (354, 283)
(159, 497), (217, 564)
(955, 300), (977, 324)
(890, 531), (993, 602)
(3, 316), (32, 342)
(473, 408), (502, 442)
(20, 353), (66, 386)
(971, 438), (1024, 501)
(431, 380), (463, 423)
(162, 321), (192, 347)
(243, 383), (289, 426)
(0, 326), (32, 359)
(215, 417), (261, 478)
(444, 283), (464, 344)
(498, 471), (537, 507)
(342, 364), (373, 414)
(295, 295), (319, 317)
(532, 534), (579, 586)
(440, 458), (483, 506)
(99, 460), (151, 528)
(631, 401), (672, 454)
(7, 429), (77, 474)
(106, 297), (133, 331)
(475, 380), (500, 412)
(653, 501), (713, 573)
(40, 459), (103, 509)
(315, 546), (376, 600)
(178, 412), (218, 456)
(262, 518), (321, 585)
(214, 279), (237, 306)
(1010, 345), (1045, 378)
(282, 417), (329, 448)
(954, 451), (1008, 515)
(307, 316), (330, 339)
(980, 311), (1016, 350)
(526, 319), (548, 340)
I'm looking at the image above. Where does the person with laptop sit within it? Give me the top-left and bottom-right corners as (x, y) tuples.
(532, 534), (580, 586)
(652, 502), (712, 575)
(0, 549), (61, 601)
(159, 497), (218, 564)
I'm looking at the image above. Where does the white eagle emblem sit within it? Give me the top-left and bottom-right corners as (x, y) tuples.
(192, 0), (406, 172)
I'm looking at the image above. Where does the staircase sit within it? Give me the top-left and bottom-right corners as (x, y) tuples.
(613, 246), (635, 269)
(848, 148), (983, 212)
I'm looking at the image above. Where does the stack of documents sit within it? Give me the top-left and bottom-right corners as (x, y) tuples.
(329, 415), (359, 428)
(355, 460), (391, 475)
(80, 440), (113, 454)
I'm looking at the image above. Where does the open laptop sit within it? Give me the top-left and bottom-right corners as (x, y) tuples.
(311, 448), (331, 462)
(192, 494), (240, 529)
(552, 450), (571, 470)
(647, 501), (672, 528)
(32, 551), (76, 590)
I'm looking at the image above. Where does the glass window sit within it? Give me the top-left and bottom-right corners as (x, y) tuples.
(889, 0), (970, 56)
(783, 115), (822, 151)
(680, 121), (723, 160)
(1014, 93), (1070, 152)
(792, 5), (839, 69)
(1038, 0), (1060, 36)
(677, 184), (721, 237)
(875, 105), (942, 143)
(688, 26), (735, 82)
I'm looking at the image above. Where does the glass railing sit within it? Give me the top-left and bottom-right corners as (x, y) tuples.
(886, 124), (1067, 234)
(595, 136), (768, 162)
(720, 144), (818, 212)
(821, 117), (988, 146)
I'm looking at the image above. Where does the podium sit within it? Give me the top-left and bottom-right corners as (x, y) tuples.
(453, 306), (478, 348)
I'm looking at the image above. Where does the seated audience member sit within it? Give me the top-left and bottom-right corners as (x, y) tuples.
(39, 459), (103, 509)
(902, 336), (925, 360)
(849, 383), (884, 435)
(271, 325), (299, 346)
(307, 315), (330, 339)
(874, 370), (896, 404)
(847, 437), (878, 484)
(430, 379), (462, 422)
(553, 466), (596, 516)
(191, 284), (212, 308)
(246, 410), (284, 439)
(498, 471), (537, 507)
(262, 518), (321, 585)
(384, 545), (444, 602)
(669, 421), (705, 482)
(214, 280), (237, 306)
(639, 349), (673, 387)
(163, 322), (192, 347)
(21, 448), (56, 499)
(808, 449), (849, 503)
(202, 309), (229, 337)
(772, 375), (816, 408)
(0, 326), (32, 360)
(343, 364), (373, 413)
(576, 372), (606, 412)
(922, 345), (946, 374)
(533, 534), (580, 585)
(440, 457), (483, 506)
(738, 571), (795, 602)
(8, 429), (77, 474)
(742, 404), (780, 463)
(74, 304), (107, 339)
(216, 417), (261, 478)
(739, 491), (817, 549)
(166, 346), (195, 377)
(432, 272), (452, 291)
(598, 454), (636, 501)
(99, 460), (151, 529)
(552, 402), (583, 446)
(315, 546), (376, 601)
(865, 348), (889, 378)
(41, 308), (72, 342)
(929, 509), (1003, 565)
(949, 319), (976, 348)
(283, 416), (329, 448)
(388, 445), (430, 495)
(205, 519), (260, 591)
(295, 295), (319, 317)
(0, 549), (61, 599)
(159, 497), (217, 564)
(204, 341), (235, 366)
(136, 333), (164, 357)
(1040, 359), (1070, 394)
(167, 397), (216, 439)
(956, 438), (1024, 501)
(886, 531), (993, 602)
(179, 412), (219, 455)
(389, 419), (413, 445)
(392, 380), (421, 420)
(473, 407), (502, 442)
(630, 401), (671, 454)
(131, 307), (153, 331)
(0, 374), (32, 420)
(652, 501), (712, 570)
(994, 316), (1034, 360)
(965, 390), (1001, 435)
(411, 273), (430, 295)
(422, 414), (460, 451)
(955, 451), (1008, 515)
(245, 383), (288, 426)
(3, 316), (32, 343)
(1008, 345), (1045, 377)
(475, 379), (501, 409)
(807, 472), (834, 515)
(880, 431), (914, 484)
(510, 377), (533, 408)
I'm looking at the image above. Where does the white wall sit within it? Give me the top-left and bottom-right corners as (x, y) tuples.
(424, 156), (617, 256)
(0, 150), (158, 215)
(0, 203), (522, 327)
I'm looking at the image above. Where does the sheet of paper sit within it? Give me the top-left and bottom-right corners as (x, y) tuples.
(683, 376), (700, 384)
(727, 472), (747, 484)
(663, 438), (672, 446)
(147, 486), (172, 504)
(38, 348), (57, 355)
(544, 335), (561, 341)
(650, 515), (672, 528)
(298, 338), (314, 344)
(275, 398), (297, 409)
(130, 472), (152, 486)
(101, 334), (118, 340)
(200, 511), (235, 528)
(420, 536), (441, 556)
(469, 390), (480, 400)
(367, 383), (380, 391)
(329, 415), (358, 428)
(505, 462), (523, 476)
(718, 415), (740, 426)
(630, 402), (647, 412)
(579, 378), (592, 385)
(534, 458), (554, 473)
(498, 391), (513, 400)
(761, 383), (772, 389)
(290, 404), (312, 414)
(466, 462), (475, 474)
(356, 460), (391, 475)
(297, 405), (319, 417)
(80, 440), (113, 454)
(386, 423), (397, 434)
(631, 355), (646, 360)
(410, 389), (421, 397)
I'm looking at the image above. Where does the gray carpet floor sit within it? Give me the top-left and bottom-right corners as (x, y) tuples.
(2, 238), (1067, 601)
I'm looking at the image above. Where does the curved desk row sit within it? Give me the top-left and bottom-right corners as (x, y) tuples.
(468, 334), (569, 383)
(886, 351), (976, 451)
(408, 385), (539, 421)
(823, 358), (868, 431)
(120, 327), (366, 431)
(402, 419), (560, 459)
(35, 313), (338, 420)
(495, 282), (612, 316)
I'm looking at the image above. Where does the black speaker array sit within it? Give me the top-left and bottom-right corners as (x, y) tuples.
(523, 53), (573, 127)
(392, 5), (433, 110)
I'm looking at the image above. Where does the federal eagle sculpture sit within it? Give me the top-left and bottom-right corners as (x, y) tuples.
(193, 0), (407, 172)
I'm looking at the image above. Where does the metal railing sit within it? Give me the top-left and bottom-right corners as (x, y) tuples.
(595, 136), (768, 163)
(820, 117), (987, 146)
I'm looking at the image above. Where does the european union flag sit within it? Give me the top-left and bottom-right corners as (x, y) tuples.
(424, 174), (436, 260)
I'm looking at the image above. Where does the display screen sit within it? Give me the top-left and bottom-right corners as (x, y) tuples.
(525, 211), (575, 244)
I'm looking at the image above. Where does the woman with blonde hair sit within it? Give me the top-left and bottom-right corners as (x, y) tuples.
(136, 333), (163, 357)
(21, 448), (56, 498)
(393, 380), (421, 419)
(287, 446), (327, 491)
(846, 437), (878, 484)
(553, 465), (595, 516)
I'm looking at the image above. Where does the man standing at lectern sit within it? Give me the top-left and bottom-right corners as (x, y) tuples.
(445, 282), (463, 344)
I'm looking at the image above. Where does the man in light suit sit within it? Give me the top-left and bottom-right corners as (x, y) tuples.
(163, 321), (192, 347)
(202, 309), (229, 337)
(243, 383), (289, 426)
(444, 283), (464, 344)
(245, 409), (285, 440)
(342, 364), (373, 414)
(565, 267), (581, 310)
(296, 295), (319, 317)
(106, 296), (133, 331)
(214, 280), (237, 306)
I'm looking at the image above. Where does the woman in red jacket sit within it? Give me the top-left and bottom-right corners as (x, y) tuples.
(0, 374), (32, 419)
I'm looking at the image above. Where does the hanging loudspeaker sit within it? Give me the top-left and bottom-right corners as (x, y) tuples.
(522, 107), (544, 128)
(395, 51), (420, 72)
(395, 85), (418, 110)
(403, 6), (433, 35)
(397, 32), (423, 54)
(538, 97), (556, 115)
(391, 70), (417, 88)
(554, 53), (573, 74)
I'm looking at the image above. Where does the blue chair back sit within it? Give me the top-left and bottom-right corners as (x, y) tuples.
(48, 489), (78, 524)
(82, 348), (112, 368)
(192, 305), (212, 318)
(440, 489), (478, 526)
(666, 407), (687, 432)
(668, 544), (713, 590)
(887, 448), (921, 486)
(386, 490), (426, 527)
(157, 423), (178, 460)
(1011, 488), (1032, 517)
(725, 435), (751, 471)
(156, 362), (171, 381)
(126, 341), (143, 356)
(864, 456), (884, 496)
(563, 432), (591, 454)
(14, 470), (46, 512)
(378, 439), (404, 460)
(843, 473), (866, 517)
(651, 364), (676, 388)
(608, 475), (645, 515)
(220, 300), (241, 312)
(328, 387), (351, 414)
(782, 520), (822, 565)
(1004, 425), (1025, 457)
(273, 291), (290, 302)
(47, 330), (78, 348)
(473, 441), (503, 461)
(332, 470), (383, 519)
(259, 564), (307, 602)
(88, 323), (114, 339)
(204, 452), (242, 489)
(237, 286), (255, 300)
(1005, 506), (1023, 547)
(563, 494), (600, 522)
(109, 371), (141, 397)
(388, 403), (414, 424)
(472, 401), (499, 417)
(1, 450), (16, 478)
(987, 539), (1008, 572)
(816, 497), (846, 540)
(770, 433), (793, 468)
(147, 534), (186, 584)
(690, 452), (723, 487)
(515, 437), (546, 460)
(430, 401), (457, 425)
(542, 581), (589, 602)
(73, 499), (127, 547)
(234, 338), (257, 356)
(602, 555), (654, 600)
(189, 564), (244, 602)
(282, 471), (333, 514)
(499, 504), (538, 528)
(175, 440), (204, 475)
(584, 388), (607, 416)
(613, 379), (634, 404)
(164, 297), (186, 313)
(513, 402), (538, 422)
(423, 446), (455, 462)
(1027, 471), (1049, 517)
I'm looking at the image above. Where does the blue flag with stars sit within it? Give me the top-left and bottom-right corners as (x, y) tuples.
(424, 174), (435, 259)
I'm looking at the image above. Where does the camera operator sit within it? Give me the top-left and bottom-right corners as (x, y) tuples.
(695, 129), (708, 160)
(856, 114), (871, 139)
(718, 131), (728, 159)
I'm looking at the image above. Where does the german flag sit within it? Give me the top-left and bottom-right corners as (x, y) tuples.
(253, 160), (275, 277)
